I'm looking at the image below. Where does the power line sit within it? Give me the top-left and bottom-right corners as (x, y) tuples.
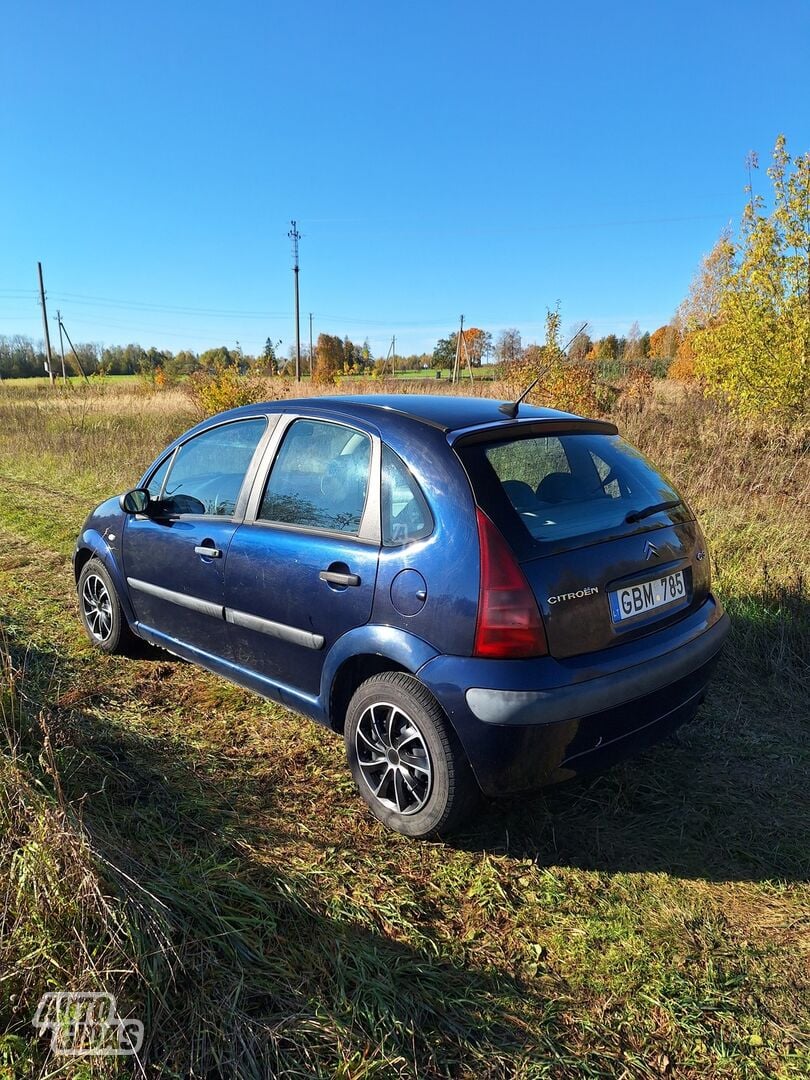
(50, 293), (291, 319)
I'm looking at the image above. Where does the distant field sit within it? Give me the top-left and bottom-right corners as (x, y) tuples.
(0, 366), (501, 387)
(0, 377), (807, 1078)
(0, 373), (140, 387)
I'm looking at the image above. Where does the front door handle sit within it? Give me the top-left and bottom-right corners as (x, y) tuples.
(319, 569), (360, 587)
(195, 544), (222, 558)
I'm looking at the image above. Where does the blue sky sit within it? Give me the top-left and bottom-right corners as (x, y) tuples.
(1, 1), (808, 359)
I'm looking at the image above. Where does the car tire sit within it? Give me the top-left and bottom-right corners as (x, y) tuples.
(345, 672), (480, 838)
(77, 558), (139, 655)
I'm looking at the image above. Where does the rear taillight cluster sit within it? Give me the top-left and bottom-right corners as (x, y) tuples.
(473, 508), (548, 659)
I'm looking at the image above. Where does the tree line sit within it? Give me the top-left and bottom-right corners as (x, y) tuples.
(0, 324), (679, 383)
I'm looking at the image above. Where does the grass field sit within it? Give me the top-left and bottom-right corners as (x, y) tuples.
(0, 378), (807, 1079)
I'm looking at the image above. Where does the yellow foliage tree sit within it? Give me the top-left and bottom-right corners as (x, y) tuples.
(312, 334), (343, 384)
(687, 136), (810, 416)
(667, 333), (697, 382)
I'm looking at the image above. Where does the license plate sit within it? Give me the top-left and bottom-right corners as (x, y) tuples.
(609, 570), (686, 623)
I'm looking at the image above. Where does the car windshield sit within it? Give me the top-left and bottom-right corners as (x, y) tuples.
(457, 431), (688, 551)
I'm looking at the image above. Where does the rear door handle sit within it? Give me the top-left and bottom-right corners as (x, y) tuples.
(195, 544), (222, 558)
(319, 570), (360, 587)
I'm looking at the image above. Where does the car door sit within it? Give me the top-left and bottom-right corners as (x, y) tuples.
(224, 415), (381, 697)
(122, 416), (270, 659)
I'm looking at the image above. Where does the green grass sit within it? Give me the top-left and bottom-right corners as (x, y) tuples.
(0, 373), (140, 387)
(0, 380), (808, 1078)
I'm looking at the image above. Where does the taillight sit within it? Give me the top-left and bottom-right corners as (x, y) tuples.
(473, 508), (548, 659)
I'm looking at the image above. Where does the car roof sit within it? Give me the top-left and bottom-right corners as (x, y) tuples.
(333, 395), (584, 431)
(218, 394), (586, 434)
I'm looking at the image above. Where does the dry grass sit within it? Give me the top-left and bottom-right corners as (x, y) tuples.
(0, 376), (808, 1079)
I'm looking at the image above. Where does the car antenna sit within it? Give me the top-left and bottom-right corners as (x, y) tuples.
(498, 322), (589, 418)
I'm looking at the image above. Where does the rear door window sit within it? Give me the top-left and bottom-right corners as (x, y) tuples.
(259, 419), (371, 535)
(457, 431), (688, 554)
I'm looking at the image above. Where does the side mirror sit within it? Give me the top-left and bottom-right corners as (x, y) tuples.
(119, 488), (151, 514)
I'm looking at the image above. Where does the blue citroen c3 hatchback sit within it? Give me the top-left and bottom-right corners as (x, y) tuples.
(74, 395), (730, 837)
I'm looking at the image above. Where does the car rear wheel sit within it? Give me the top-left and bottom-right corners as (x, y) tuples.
(77, 558), (138, 655)
(345, 672), (480, 838)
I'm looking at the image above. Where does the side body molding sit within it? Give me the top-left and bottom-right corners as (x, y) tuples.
(225, 608), (325, 650)
(126, 579), (323, 649)
(127, 577), (224, 620)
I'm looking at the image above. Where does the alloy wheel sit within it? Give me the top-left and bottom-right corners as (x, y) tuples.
(81, 572), (113, 642)
(355, 701), (433, 815)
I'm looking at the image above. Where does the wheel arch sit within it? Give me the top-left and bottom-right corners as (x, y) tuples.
(328, 654), (412, 732)
(73, 545), (95, 583)
(73, 534), (138, 629)
(322, 626), (440, 734)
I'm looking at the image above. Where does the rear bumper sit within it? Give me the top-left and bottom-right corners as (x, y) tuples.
(417, 594), (729, 796)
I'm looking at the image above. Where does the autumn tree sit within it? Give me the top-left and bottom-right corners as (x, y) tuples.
(567, 330), (593, 362)
(432, 333), (457, 370)
(313, 333), (344, 384)
(593, 334), (620, 361)
(166, 350), (199, 377)
(495, 328), (523, 369)
(686, 135), (809, 415)
(462, 327), (492, 366)
(624, 321), (643, 361)
(649, 324), (681, 361)
(199, 346), (236, 372)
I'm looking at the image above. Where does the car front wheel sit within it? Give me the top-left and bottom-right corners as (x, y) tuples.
(77, 557), (138, 655)
(345, 672), (480, 838)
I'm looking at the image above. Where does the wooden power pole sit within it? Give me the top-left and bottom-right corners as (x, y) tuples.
(451, 314), (474, 384)
(288, 221), (301, 382)
(37, 262), (55, 386)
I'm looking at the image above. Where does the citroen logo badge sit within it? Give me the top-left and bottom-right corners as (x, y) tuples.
(644, 541), (660, 560)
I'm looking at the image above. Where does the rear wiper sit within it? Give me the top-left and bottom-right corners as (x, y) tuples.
(625, 499), (682, 524)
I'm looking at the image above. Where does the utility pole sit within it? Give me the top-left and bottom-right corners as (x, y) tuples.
(383, 335), (396, 377)
(309, 312), (313, 378)
(288, 220), (301, 382)
(451, 314), (474, 384)
(57, 314), (90, 383)
(37, 262), (55, 386)
(55, 309), (67, 382)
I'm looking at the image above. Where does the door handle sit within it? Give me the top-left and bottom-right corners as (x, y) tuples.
(319, 569), (360, 587)
(195, 544), (222, 558)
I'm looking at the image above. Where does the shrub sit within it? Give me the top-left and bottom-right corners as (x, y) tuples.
(184, 359), (276, 418)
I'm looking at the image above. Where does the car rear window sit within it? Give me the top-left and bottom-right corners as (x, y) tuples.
(456, 430), (689, 554)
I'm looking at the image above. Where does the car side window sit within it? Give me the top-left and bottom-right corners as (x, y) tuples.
(259, 419), (371, 535)
(146, 453), (173, 499)
(382, 445), (433, 547)
(157, 418), (267, 517)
